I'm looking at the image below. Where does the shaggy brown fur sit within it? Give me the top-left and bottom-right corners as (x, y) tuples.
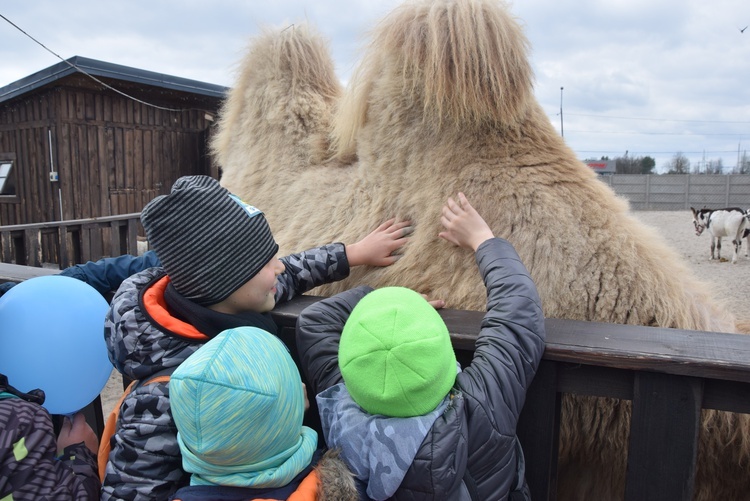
(212, 1), (750, 499)
(316, 448), (358, 500)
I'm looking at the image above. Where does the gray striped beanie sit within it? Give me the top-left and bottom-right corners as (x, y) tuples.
(140, 176), (278, 306)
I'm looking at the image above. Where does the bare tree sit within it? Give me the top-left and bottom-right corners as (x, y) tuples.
(739, 152), (750, 174)
(705, 158), (724, 174)
(665, 152), (690, 174)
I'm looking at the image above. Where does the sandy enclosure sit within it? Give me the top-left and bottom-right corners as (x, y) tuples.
(634, 210), (749, 315)
(98, 210), (750, 412)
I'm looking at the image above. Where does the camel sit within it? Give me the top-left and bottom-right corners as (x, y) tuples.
(211, 0), (750, 499)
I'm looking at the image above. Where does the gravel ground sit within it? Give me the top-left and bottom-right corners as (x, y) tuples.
(99, 210), (750, 412)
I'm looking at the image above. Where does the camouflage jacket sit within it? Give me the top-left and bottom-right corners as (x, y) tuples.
(0, 398), (100, 501)
(101, 244), (350, 501)
(297, 238), (546, 500)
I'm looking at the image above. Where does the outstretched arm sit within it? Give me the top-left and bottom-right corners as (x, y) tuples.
(439, 192), (545, 431)
(296, 286), (373, 395)
(60, 250), (161, 296)
(276, 218), (411, 303)
(345, 218), (412, 267)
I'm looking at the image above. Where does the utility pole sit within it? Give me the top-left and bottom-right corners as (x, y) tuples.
(560, 87), (564, 138)
(738, 143), (741, 173)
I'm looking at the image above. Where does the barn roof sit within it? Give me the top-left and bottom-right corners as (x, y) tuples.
(0, 55), (228, 105)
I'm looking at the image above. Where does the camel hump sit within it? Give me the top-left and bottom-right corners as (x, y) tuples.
(333, 0), (536, 158)
(212, 24), (342, 177)
(245, 24), (340, 100)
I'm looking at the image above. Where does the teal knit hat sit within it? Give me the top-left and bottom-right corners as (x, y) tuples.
(339, 287), (457, 418)
(170, 327), (317, 487)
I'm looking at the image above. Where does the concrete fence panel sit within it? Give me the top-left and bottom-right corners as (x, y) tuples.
(600, 174), (750, 211)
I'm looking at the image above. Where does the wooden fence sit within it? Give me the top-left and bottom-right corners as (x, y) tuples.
(2, 265), (750, 500)
(0, 213), (142, 268)
(272, 296), (750, 501)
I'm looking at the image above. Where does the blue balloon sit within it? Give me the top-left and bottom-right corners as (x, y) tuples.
(0, 275), (111, 414)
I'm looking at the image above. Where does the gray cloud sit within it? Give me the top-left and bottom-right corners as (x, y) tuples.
(1, 0), (748, 172)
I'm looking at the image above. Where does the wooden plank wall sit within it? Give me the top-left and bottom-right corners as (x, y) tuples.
(0, 84), (217, 232)
(0, 90), (56, 227)
(56, 87), (213, 220)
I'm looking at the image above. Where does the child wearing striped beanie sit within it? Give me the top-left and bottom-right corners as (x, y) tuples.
(101, 175), (412, 501)
(139, 175), (279, 307)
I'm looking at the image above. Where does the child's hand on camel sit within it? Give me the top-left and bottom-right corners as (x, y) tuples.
(439, 193), (494, 251)
(346, 218), (413, 267)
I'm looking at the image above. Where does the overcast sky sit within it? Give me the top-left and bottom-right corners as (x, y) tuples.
(1, 1), (749, 173)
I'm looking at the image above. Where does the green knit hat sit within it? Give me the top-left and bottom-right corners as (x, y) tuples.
(339, 287), (457, 418)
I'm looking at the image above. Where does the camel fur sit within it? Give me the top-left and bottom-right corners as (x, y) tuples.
(212, 1), (750, 499)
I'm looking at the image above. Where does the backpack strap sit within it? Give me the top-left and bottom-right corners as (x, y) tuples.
(133, 366), (177, 389)
(98, 379), (137, 481)
(97, 366), (178, 481)
(0, 373), (45, 405)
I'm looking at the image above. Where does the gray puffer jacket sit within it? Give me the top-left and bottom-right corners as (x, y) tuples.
(101, 244), (350, 501)
(296, 238), (546, 500)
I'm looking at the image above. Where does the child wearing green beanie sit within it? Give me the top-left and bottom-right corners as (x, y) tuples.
(296, 193), (546, 500)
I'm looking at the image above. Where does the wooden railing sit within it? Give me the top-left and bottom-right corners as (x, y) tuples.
(3, 264), (750, 501)
(272, 297), (750, 501)
(0, 213), (143, 268)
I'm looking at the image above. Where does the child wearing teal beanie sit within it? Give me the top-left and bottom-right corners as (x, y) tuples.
(169, 327), (358, 500)
(297, 193), (547, 500)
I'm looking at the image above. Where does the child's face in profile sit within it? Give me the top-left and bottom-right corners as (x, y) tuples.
(209, 257), (285, 315)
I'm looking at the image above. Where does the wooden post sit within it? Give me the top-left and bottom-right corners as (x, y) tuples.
(24, 229), (41, 267)
(81, 224), (92, 263)
(624, 372), (703, 500)
(518, 360), (560, 500)
(1, 232), (11, 263)
(110, 221), (123, 256)
(127, 219), (138, 255)
(59, 227), (71, 268)
(70, 228), (82, 265)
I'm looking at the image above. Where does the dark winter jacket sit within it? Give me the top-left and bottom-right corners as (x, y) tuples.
(170, 449), (358, 501)
(101, 244), (350, 501)
(296, 238), (546, 500)
(0, 395), (100, 500)
(0, 250), (161, 298)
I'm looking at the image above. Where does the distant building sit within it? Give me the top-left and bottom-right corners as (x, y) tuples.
(0, 56), (228, 226)
(585, 160), (616, 175)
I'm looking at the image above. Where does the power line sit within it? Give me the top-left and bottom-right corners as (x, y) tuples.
(565, 112), (750, 124)
(567, 129), (745, 137)
(0, 12), (188, 113)
(577, 149), (740, 155)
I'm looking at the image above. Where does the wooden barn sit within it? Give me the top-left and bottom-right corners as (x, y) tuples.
(0, 56), (227, 227)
